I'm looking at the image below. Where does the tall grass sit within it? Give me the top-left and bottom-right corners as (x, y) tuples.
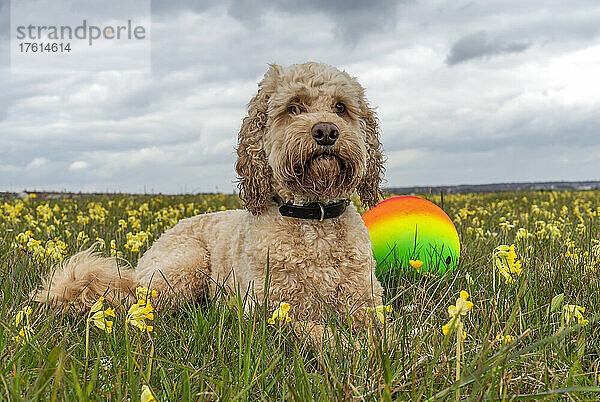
(0, 191), (599, 400)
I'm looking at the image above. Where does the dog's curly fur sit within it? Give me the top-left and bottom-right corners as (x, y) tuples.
(35, 62), (385, 339)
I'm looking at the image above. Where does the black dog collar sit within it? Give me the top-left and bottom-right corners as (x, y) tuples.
(275, 197), (349, 221)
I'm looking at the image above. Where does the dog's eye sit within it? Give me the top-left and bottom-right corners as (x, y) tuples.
(335, 102), (346, 115)
(289, 105), (304, 115)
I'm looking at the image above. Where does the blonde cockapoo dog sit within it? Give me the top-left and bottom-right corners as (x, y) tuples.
(36, 62), (385, 338)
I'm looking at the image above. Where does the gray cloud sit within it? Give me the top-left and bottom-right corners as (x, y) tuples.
(0, 0), (9, 70)
(151, 0), (400, 45)
(0, 0), (8, 37)
(244, 0), (399, 44)
(446, 31), (530, 65)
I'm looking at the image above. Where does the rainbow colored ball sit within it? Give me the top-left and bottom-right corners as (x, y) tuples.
(362, 196), (460, 277)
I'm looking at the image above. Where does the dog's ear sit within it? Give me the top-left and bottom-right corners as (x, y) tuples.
(235, 64), (281, 215)
(355, 85), (385, 209)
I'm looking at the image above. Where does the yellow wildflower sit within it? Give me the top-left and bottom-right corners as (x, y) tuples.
(87, 297), (115, 334)
(141, 385), (156, 402)
(409, 259), (424, 269)
(563, 304), (589, 328)
(442, 291), (473, 340)
(492, 244), (523, 284)
(367, 304), (393, 324)
(110, 240), (117, 256)
(89, 308), (115, 335)
(124, 232), (150, 253)
(12, 306), (33, 343)
(85, 297), (114, 358)
(443, 290), (473, 389)
(127, 288), (156, 332)
(77, 231), (89, 246)
(44, 239), (67, 262)
(14, 305), (33, 327)
(495, 334), (515, 345)
(95, 237), (106, 251)
(127, 302), (155, 332)
(89, 297), (105, 314)
(136, 286), (158, 301)
(268, 302), (292, 324)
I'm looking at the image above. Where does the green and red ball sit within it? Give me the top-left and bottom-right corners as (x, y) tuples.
(362, 196), (460, 277)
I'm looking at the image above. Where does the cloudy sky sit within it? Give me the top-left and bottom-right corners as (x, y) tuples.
(1, 0), (600, 193)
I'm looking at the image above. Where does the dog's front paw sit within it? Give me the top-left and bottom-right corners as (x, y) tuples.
(291, 321), (334, 346)
(292, 321), (363, 351)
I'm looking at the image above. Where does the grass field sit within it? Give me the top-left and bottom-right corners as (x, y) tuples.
(1, 191), (599, 400)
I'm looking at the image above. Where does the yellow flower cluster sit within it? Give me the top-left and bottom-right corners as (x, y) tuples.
(268, 302), (291, 324)
(562, 304), (589, 328)
(367, 304), (393, 324)
(15, 231), (67, 263)
(533, 220), (562, 240)
(83, 290), (158, 396)
(136, 286), (158, 301)
(87, 297), (116, 335)
(442, 290), (473, 340)
(77, 231), (89, 245)
(141, 385), (156, 401)
(492, 244), (523, 284)
(12, 306), (33, 344)
(127, 287), (156, 332)
(87, 202), (109, 223)
(110, 239), (122, 257)
(124, 231), (151, 253)
(564, 238), (599, 271)
(515, 227), (534, 241)
(1, 195), (241, 271)
(448, 191), (600, 245)
(495, 334), (515, 345)
(591, 241), (600, 272)
(440, 290), (474, 389)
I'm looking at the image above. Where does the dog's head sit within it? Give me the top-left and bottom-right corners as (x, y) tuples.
(236, 62), (384, 215)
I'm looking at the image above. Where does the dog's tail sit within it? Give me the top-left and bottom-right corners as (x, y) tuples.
(33, 244), (137, 310)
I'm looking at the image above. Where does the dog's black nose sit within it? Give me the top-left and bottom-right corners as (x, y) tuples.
(311, 122), (339, 146)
